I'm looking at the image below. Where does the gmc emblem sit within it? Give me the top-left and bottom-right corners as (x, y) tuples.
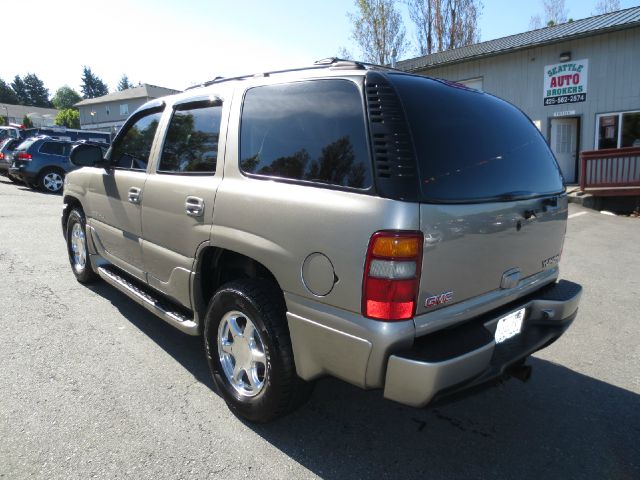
(425, 291), (453, 308)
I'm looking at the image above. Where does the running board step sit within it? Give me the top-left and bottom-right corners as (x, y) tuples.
(97, 266), (199, 335)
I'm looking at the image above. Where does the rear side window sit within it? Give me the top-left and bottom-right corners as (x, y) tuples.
(240, 80), (372, 189)
(39, 141), (67, 156)
(389, 74), (564, 202)
(158, 104), (222, 174)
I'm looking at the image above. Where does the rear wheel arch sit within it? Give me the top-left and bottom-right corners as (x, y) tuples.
(194, 246), (283, 322)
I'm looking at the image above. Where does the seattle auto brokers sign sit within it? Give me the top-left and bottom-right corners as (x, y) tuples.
(543, 59), (588, 106)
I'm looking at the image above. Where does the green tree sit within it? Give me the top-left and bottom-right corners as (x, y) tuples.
(81, 66), (109, 99)
(0, 78), (19, 104)
(22, 115), (33, 128)
(52, 86), (82, 110)
(11, 76), (29, 105)
(23, 73), (51, 107)
(0, 116), (6, 126)
(117, 74), (134, 91)
(346, 0), (408, 65)
(54, 108), (80, 129)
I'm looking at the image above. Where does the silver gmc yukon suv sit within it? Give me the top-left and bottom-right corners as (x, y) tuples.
(62, 59), (582, 423)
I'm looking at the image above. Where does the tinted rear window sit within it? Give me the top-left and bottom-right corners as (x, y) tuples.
(16, 138), (39, 152)
(389, 74), (564, 202)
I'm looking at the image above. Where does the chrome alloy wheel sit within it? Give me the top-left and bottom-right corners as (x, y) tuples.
(43, 172), (64, 192)
(70, 222), (87, 273)
(218, 310), (267, 397)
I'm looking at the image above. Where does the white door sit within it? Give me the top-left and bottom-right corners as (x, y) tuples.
(550, 118), (578, 183)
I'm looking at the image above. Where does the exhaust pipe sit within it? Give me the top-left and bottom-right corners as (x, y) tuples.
(508, 363), (532, 382)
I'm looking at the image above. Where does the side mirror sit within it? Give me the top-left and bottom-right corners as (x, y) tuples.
(69, 143), (109, 168)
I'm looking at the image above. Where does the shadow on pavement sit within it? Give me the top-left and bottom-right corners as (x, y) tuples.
(89, 281), (639, 480)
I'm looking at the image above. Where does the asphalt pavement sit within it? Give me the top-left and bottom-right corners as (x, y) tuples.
(0, 176), (638, 479)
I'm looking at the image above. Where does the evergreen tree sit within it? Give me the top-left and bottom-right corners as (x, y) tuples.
(23, 73), (52, 108)
(22, 115), (33, 128)
(52, 86), (82, 110)
(117, 74), (134, 91)
(81, 66), (109, 99)
(0, 78), (19, 104)
(11, 76), (29, 105)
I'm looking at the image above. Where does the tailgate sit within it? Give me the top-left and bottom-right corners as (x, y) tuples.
(416, 195), (567, 315)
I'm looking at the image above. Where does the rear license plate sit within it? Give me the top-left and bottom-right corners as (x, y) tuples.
(495, 308), (525, 344)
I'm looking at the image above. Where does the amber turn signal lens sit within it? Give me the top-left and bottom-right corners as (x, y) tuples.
(371, 236), (421, 258)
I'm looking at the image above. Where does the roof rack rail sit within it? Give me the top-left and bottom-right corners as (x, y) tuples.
(185, 57), (400, 91)
(314, 57), (403, 72)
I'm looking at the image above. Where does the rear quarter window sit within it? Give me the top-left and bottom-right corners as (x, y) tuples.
(39, 141), (66, 155)
(239, 79), (372, 189)
(389, 74), (564, 202)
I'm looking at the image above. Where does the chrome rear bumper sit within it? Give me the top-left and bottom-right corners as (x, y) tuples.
(383, 280), (581, 407)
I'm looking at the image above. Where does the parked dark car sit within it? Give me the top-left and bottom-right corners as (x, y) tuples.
(9, 136), (74, 193)
(0, 138), (22, 178)
(23, 127), (110, 144)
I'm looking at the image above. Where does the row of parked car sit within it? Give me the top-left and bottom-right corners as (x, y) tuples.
(0, 126), (111, 193)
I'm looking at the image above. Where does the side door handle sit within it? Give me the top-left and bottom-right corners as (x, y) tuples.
(128, 187), (142, 204)
(185, 196), (205, 217)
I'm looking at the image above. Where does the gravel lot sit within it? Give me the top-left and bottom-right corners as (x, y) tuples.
(0, 176), (638, 480)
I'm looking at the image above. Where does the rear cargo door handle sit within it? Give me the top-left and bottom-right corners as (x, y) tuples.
(128, 187), (142, 204)
(185, 196), (205, 217)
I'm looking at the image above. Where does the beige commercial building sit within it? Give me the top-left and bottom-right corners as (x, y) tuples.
(75, 84), (181, 134)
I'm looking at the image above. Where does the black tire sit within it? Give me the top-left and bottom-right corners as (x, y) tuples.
(66, 208), (98, 284)
(204, 279), (313, 423)
(38, 167), (65, 194)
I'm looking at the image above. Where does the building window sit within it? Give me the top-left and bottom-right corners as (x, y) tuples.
(120, 104), (129, 116)
(105, 106), (110, 116)
(596, 111), (640, 149)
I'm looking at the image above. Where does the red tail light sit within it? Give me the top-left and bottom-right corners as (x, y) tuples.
(0, 153), (4, 160)
(17, 152), (32, 161)
(362, 231), (423, 321)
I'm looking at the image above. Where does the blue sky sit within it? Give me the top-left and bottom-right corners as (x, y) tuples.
(2, 0), (639, 94)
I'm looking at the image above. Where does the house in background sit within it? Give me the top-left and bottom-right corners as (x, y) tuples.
(397, 7), (640, 196)
(0, 104), (58, 127)
(75, 84), (181, 135)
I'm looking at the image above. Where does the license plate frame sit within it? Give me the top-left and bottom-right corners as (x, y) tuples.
(495, 308), (525, 344)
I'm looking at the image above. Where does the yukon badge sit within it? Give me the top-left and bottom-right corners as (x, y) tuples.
(425, 291), (453, 308)
(542, 254), (561, 269)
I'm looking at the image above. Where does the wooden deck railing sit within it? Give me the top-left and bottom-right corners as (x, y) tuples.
(579, 147), (640, 196)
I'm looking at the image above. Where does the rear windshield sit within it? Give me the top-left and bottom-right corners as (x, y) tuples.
(15, 138), (39, 152)
(389, 74), (564, 202)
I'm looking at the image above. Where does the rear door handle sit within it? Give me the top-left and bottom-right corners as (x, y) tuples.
(128, 187), (142, 204)
(185, 196), (205, 217)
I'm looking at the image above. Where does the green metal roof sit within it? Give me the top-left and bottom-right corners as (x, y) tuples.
(397, 6), (640, 72)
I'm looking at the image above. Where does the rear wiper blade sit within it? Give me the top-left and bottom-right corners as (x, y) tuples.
(494, 191), (537, 201)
